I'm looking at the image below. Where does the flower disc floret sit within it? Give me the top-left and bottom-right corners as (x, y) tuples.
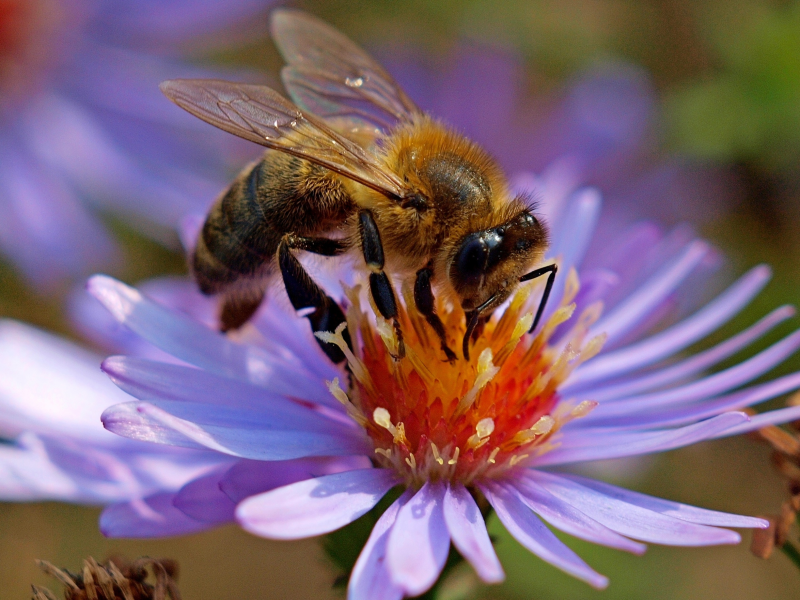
(318, 268), (605, 487)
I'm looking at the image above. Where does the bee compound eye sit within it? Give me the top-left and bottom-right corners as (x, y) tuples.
(453, 234), (489, 287)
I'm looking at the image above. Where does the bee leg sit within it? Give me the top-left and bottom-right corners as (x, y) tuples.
(413, 265), (456, 362)
(277, 235), (351, 364)
(220, 289), (266, 332)
(358, 210), (405, 359)
(520, 263), (558, 333)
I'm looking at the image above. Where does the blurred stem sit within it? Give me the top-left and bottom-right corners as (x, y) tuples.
(782, 541), (800, 572)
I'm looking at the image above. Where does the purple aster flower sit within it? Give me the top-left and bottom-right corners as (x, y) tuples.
(0, 0), (267, 285)
(80, 168), (800, 597)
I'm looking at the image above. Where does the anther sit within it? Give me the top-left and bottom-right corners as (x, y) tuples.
(448, 447), (460, 465)
(467, 417), (495, 449)
(431, 442), (444, 465)
(530, 415), (555, 435)
(487, 447), (500, 464)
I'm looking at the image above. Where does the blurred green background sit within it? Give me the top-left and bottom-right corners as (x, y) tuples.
(3, 0), (800, 598)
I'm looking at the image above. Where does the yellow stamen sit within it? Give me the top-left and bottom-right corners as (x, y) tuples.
(487, 447), (500, 464)
(448, 447), (460, 465)
(467, 417), (495, 449)
(456, 349), (500, 415)
(431, 442), (444, 465)
(375, 448), (392, 459)
(509, 453), (529, 467)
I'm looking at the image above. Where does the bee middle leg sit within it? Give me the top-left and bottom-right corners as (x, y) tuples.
(414, 265), (457, 362)
(358, 210), (405, 359)
(277, 234), (351, 364)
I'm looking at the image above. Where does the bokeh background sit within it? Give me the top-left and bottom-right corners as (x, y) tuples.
(2, 0), (800, 598)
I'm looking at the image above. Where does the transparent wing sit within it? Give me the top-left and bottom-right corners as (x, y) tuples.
(160, 78), (408, 199)
(271, 9), (420, 131)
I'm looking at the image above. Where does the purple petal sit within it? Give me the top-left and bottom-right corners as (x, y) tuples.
(443, 483), (504, 583)
(549, 188), (601, 274)
(87, 276), (336, 406)
(221, 456), (371, 503)
(102, 401), (371, 460)
(101, 356), (354, 435)
(348, 491), (413, 600)
(586, 240), (710, 347)
(508, 477), (646, 554)
(528, 471), (743, 545)
(538, 413), (749, 466)
(386, 481), (450, 597)
(480, 482), (608, 589)
(100, 492), (211, 538)
(0, 320), (129, 443)
(585, 305), (795, 402)
(581, 372), (800, 430)
(569, 265), (771, 386)
(585, 330), (800, 419)
(172, 466), (236, 524)
(712, 404), (800, 437)
(555, 473), (767, 528)
(236, 468), (399, 539)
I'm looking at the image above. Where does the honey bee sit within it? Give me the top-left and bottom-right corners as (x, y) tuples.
(160, 9), (557, 363)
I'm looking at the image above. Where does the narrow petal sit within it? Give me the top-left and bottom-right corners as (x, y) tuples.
(556, 474), (767, 528)
(443, 483), (505, 583)
(537, 412), (749, 466)
(100, 492), (211, 538)
(102, 401), (370, 460)
(480, 482), (608, 589)
(348, 491), (413, 600)
(386, 481), (450, 597)
(569, 265), (771, 386)
(102, 356), (354, 434)
(236, 469), (399, 539)
(220, 456), (371, 503)
(585, 305), (795, 402)
(581, 372), (800, 430)
(529, 471), (742, 545)
(87, 276), (335, 405)
(587, 330), (800, 418)
(712, 404), (800, 438)
(509, 477), (646, 554)
(172, 466), (236, 524)
(585, 240), (711, 348)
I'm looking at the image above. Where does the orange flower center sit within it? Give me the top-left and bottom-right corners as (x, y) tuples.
(320, 267), (606, 487)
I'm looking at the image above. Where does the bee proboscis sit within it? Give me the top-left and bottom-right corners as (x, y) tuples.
(161, 9), (557, 363)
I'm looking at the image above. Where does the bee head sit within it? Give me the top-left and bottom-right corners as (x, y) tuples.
(449, 209), (548, 313)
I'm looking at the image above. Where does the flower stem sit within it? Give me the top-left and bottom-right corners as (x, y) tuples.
(782, 541), (800, 572)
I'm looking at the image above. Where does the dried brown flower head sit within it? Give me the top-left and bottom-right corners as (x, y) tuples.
(31, 556), (181, 600)
(748, 392), (800, 559)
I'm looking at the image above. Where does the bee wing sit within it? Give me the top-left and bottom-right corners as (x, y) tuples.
(160, 78), (409, 198)
(271, 9), (420, 130)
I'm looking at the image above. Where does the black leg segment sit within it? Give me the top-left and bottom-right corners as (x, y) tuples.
(278, 236), (351, 364)
(462, 293), (498, 361)
(414, 266), (456, 362)
(358, 210), (405, 358)
(520, 263), (558, 334)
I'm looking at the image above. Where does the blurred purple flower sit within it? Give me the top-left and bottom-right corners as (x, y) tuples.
(72, 168), (800, 598)
(0, 0), (267, 285)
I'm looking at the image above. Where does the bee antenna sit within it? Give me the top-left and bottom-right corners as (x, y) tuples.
(520, 263), (558, 334)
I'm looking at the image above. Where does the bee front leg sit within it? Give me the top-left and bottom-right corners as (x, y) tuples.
(414, 265), (457, 362)
(277, 234), (351, 364)
(358, 210), (405, 359)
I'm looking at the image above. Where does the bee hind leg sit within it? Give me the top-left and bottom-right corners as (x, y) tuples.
(358, 210), (405, 359)
(414, 265), (457, 362)
(277, 234), (351, 364)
